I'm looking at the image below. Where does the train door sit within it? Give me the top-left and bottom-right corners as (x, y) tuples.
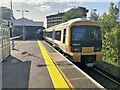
(62, 29), (67, 52)
(52, 28), (55, 46)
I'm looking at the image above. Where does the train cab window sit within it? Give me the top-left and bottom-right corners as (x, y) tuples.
(55, 31), (61, 41)
(63, 29), (66, 43)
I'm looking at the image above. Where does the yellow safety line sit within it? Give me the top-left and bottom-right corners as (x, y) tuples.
(44, 42), (74, 90)
(37, 40), (72, 89)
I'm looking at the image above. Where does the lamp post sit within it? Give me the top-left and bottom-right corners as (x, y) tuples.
(16, 10), (29, 18)
(91, 9), (97, 14)
(10, 0), (15, 50)
(90, 9), (97, 20)
(16, 10), (29, 40)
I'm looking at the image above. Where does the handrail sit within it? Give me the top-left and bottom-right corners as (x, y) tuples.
(10, 35), (24, 40)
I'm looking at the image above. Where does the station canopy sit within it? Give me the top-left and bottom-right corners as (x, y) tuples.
(11, 17), (43, 27)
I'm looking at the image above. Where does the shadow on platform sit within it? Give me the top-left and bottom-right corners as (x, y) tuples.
(2, 55), (31, 89)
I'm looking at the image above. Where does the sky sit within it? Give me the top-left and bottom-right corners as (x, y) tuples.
(0, 0), (120, 27)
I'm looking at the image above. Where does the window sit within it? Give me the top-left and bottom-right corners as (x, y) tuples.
(71, 26), (101, 41)
(63, 29), (66, 43)
(55, 31), (61, 41)
(0, 27), (2, 48)
(46, 31), (52, 38)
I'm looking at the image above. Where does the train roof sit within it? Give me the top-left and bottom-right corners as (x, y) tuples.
(45, 18), (98, 30)
(58, 18), (97, 26)
(65, 18), (99, 27)
(67, 18), (96, 24)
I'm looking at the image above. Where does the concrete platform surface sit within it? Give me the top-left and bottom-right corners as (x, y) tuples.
(3, 41), (54, 89)
(2, 40), (104, 89)
(42, 41), (104, 89)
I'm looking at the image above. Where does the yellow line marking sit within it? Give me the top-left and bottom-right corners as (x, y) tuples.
(44, 42), (74, 90)
(38, 40), (73, 89)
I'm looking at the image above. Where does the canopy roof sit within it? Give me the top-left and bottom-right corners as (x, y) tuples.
(11, 17), (43, 27)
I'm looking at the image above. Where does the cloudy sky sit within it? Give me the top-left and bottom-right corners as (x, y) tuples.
(0, 0), (119, 27)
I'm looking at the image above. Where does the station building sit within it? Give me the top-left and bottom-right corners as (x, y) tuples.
(11, 18), (44, 40)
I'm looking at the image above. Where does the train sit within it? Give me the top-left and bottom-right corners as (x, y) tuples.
(44, 18), (103, 67)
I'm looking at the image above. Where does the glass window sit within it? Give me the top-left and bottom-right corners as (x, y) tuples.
(72, 26), (87, 41)
(0, 27), (3, 36)
(0, 38), (2, 48)
(55, 31), (61, 41)
(46, 31), (52, 38)
(0, 27), (2, 49)
(71, 26), (101, 41)
(63, 29), (66, 43)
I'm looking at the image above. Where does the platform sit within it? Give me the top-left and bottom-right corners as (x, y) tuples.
(2, 40), (104, 89)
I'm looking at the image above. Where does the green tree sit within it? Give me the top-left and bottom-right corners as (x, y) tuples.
(98, 2), (119, 65)
(90, 11), (99, 21)
(0, 6), (12, 20)
(104, 25), (120, 64)
(109, 2), (119, 17)
(62, 7), (88, 22)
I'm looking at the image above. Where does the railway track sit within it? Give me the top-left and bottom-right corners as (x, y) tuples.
(58, 51), (120, 89)
(93, 66), (120, 86)
(46, 41), (120, 89)
(79, 65), (120, 89)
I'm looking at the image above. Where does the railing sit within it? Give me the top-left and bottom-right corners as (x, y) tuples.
(10, 35), (24, 40)
(0, 25), (10, 62)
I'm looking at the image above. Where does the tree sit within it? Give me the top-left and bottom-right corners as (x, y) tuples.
(98, 2), (119, 32)
(89, 11), (99, 21)
(62, 7), (88, 22)
(98, 2), (119, 65)
(109, 2), (119, 17)
(104, 25), (120, 64)
(0, 6), (12, 20)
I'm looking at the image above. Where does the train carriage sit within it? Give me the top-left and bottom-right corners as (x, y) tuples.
(44, 18), (103, 67)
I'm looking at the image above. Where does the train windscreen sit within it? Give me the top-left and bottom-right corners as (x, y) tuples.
(71, 26), (101, 41)
(71, 26), (102, 52)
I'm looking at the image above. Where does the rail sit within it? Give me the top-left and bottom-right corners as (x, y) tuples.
(93, 66), (120, 86)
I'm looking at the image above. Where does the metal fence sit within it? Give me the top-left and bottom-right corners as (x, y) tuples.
(0, 24), (10, 62)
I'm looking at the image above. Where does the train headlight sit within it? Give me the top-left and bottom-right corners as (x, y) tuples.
(94, 47), (101, 51)
(71, 47), (81, 52)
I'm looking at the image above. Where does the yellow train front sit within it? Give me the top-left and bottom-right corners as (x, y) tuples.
(44, 18), (103, 67)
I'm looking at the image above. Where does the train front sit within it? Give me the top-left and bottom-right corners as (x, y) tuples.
(68, 20), (103, 67)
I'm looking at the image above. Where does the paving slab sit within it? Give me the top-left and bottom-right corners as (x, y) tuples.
(41, 41), (104, 89)
(3, 40), (54, 89)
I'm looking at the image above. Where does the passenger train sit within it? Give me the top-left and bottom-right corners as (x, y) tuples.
(44, 18), (103, 66)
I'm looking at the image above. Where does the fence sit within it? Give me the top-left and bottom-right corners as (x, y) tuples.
(0, 23), (10, 62)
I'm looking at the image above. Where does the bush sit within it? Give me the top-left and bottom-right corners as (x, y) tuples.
(103, 25), (120, 65)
